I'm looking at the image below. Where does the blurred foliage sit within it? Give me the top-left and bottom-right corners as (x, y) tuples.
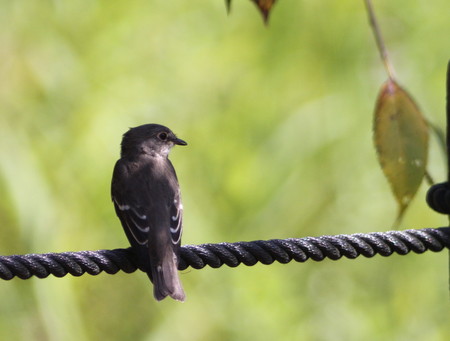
(0, 1), (449, 340)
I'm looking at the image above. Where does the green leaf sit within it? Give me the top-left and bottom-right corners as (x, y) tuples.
(373, 79), (429, 224)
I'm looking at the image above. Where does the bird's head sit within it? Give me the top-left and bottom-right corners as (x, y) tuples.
(120, 124), (187, 158)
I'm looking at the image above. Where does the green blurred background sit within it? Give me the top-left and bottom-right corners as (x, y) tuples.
(0, 0), (449, 340)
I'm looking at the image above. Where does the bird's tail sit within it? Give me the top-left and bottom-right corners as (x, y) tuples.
(149, 252), (185, 302)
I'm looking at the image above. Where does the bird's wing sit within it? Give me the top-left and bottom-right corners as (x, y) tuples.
(111, 160), (151, 247)
(169, 188), (183, 246)
(112, 195), (150, 246)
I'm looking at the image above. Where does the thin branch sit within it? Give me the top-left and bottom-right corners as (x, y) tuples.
(364, 0), (396, 80)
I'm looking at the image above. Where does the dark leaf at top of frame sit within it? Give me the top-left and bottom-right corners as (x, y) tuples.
(373, 78), (429, 225)
(252, 0), (278, 23)
(225, 0), (278, 24)
(225, 0), (232, 14)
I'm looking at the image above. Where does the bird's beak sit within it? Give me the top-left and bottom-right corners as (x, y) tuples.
(172, 137), (187, 146)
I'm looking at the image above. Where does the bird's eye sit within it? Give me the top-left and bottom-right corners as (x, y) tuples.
(158, 132), (168, 141)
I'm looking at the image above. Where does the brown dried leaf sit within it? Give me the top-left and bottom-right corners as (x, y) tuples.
(225, 0), (277, 23)
(373, 79), (429, 224)
(252, 0), (277, 24)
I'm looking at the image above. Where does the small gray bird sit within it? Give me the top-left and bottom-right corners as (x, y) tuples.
(111, 124), (187, 301)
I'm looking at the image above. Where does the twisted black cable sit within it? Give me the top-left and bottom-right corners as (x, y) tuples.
(0, 227), (449, 280)
(427, 182), (450, 214)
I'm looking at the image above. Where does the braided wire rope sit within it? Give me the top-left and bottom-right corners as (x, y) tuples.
(1, 227), (449, 280)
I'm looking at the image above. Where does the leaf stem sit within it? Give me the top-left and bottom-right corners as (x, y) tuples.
(364, 0), (396, 80)
(424, 170), (435, 186)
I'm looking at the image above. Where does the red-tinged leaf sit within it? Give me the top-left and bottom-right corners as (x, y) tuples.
(252, 0), (277, 24)
(225, 0), (277, 23)
(373, 79), (429, 225)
